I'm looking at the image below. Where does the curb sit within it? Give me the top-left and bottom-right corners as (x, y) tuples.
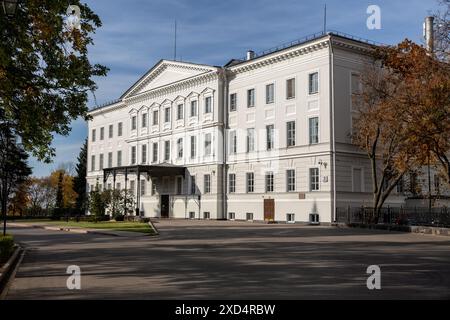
(9, 222), (157, 237)
(0, 245), (23, 299)
(148, 219), (159, 235)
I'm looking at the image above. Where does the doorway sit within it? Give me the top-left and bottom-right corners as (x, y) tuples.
(160, 195), (169, 218)
(264, 199), (275, 221)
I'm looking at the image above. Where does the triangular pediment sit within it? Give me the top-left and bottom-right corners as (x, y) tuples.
(121, 60), (217, 99)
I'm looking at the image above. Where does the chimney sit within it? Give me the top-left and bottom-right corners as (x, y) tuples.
(423, 16), (434, 53)
(246, 50), (255, 61)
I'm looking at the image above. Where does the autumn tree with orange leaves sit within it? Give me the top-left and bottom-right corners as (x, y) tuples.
(353, 40), (450, 219)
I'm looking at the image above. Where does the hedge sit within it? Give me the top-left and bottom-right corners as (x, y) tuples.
(0, 234), (14, 263)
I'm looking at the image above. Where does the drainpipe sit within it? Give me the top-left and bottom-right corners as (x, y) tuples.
(222, 68), (228, 220)
(329, 35), (337, 222)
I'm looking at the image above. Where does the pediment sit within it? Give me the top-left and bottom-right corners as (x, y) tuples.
(121, 60), (217, 99)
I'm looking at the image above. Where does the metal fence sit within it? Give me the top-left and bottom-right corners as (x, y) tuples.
(336, 206), (450, 228)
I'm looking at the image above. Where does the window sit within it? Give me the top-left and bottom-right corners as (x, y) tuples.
(230, 130), (237, 154)
(100, 127), (104, 140)
(177, 104), (184, 120)
(91, 129), (96, 142)
(164, 141), (170, 161)
(176, 176), (183, 194)
(152, 143), (158, 163)
(190, 175), (196, 194)
(142, 113), (147, 128)
(247, 89), (255, 108)
(287, 213), (295, 223)
(204, 133), (212, 156)
(107, 152), (112, 168)
(246, 212), (253, 221)
(139, 179), (146, 196)
(177, 138), (183, 159)
(190, 100), (197, 117)
(153, 110), (159, 125)
(266, 83), (274, 104)
(204, 96), (212, 113)
(265, 172), (274, 192)
(91, 155), (95, 171)
(229, 174), (236, 193)
(228, 212), (235, 220)
(309, 72), (319, 94)
(118, 122), (123, 136)
(99, 154), (104, 170)
(309, 117), (319, 144)
(141, 144), (147, 164)
(131, 146), (136, 164)
(190, 136), (196, 158)
(287, 121), (296, 147)
(117, 150), (122, 167)
(246, 128), (255, 153)
(246, 172), (254, 193)
(203, 212), (210, 219)
(409, 173), (417, 194)
(434, 174), (440, 193)
(189, 211), (196, 219)
(129, 180), (135, 196)
(266, 125), (274, 150)
(287, 169), (295, 192)
(310, 168), (319, 191)
(229, 93), (237, 111)
(108, 125), (113, 138)
(286, 78), (295, 99)
(352, 168), (362, 192)
(204, 174), (211, 193)
(164, 107), (170, 123)
(151, 179), (157, 195)
(131, 116), (137, 130)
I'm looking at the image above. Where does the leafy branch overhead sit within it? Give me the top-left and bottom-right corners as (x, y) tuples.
(0, 0), (108, 162)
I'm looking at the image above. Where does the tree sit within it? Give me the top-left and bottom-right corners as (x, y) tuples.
(0, 128), (32, 235)
(55, 171), (64, 209)
(0, 1), (108, 162)
(9, 179), (30, 216)
(50, 169), (77, 209)
(432, 0), (449, 62)
(353, 40), (450, 220)
(73, 139), (87, 213)
(88, 185), (106, 222)
(28, 177), (55, 215)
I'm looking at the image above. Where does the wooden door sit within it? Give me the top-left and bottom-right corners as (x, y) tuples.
(264, 199), (275, 221)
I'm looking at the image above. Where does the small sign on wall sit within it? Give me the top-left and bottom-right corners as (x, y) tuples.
(298, 193), (306, 200)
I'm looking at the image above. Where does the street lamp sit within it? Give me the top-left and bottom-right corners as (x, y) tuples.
(1, 0), (18, 17)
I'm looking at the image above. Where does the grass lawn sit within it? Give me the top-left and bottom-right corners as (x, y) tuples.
(11, 219), (155, 235)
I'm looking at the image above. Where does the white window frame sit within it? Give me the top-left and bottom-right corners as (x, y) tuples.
(286, 169), (296, 192)
(246, 172), (254, 193)
(308, 71), (319, 95)
(265, 83), (275, 104)
(247, 88), (255, 108)
(229, 173), (236, 193)
(229, 93), (237, 112)
(286, 121), (296, 147)
(308, 116), (319, 144)
(309, 167), (320, 191)
(286, 77), (296, 100)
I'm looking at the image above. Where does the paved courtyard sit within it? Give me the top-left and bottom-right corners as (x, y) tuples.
(5, 220), (450, 299)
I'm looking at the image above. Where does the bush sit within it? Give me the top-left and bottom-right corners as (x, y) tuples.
(0, 235), (15, 263)
(114, 215), (125, 222)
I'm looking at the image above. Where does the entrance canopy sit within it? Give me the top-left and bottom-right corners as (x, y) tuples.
(103, 163), (186, 182)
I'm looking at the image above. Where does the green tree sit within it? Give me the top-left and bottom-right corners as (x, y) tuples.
(88, 184), (106, 222)
(0, 1), (108, 162)
(73, 139), (87, 212)
(0, 128), (32, 235)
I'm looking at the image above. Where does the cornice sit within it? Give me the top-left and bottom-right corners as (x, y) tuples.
(229, 39), (330, 74)
(124, 71), (220, 105)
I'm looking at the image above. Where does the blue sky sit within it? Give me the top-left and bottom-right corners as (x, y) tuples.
(29, 0), (440, 176)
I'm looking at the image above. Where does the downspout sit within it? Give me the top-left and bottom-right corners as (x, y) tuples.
(222, 68), (228, 220)
(329, 35), (337, 222)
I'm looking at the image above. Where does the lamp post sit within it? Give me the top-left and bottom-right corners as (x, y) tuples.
(1, 0), (18, 17)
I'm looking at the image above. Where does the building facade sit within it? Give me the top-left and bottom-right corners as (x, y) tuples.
(87, 32), (415, 224)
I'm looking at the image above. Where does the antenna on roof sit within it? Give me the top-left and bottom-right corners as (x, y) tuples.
(323, 4), (327, 33)
(173, 20), (177, 61)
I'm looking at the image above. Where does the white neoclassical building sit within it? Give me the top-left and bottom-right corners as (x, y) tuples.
(87, 31), (414, 224)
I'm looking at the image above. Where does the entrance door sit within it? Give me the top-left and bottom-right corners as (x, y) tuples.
(160, 195), (170, 218)
(264, 199), (275, 221)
